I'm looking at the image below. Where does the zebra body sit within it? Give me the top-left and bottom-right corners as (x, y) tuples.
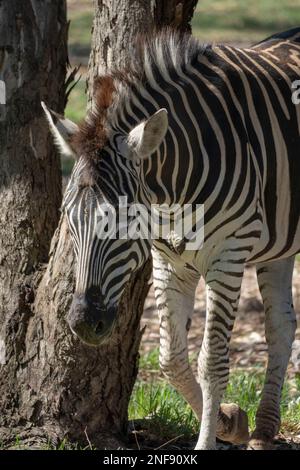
(44, 27), (300, 449)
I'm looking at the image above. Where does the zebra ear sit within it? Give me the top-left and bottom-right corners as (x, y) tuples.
(41, 101), (79, 158)
(128, 108), (168, 158)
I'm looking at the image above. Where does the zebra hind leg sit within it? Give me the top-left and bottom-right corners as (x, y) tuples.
(248, 257), (297, 450)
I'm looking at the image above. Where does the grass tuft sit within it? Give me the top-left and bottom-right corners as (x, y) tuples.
(129, 381), (198, 439)
(130, 349), (300, 441)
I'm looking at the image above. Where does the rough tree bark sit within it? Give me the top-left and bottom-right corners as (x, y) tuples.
(0, 0), (68, 446)
(0, 0), (198, 449)
(88, 0), (198, 96)
(154, 0), (198, 33)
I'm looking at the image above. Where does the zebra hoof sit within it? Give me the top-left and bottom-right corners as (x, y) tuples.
(247, 438), (275, 450)
(217, 403), (249, 445)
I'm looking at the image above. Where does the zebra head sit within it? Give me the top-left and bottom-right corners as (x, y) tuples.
(42, 101), (168, 346)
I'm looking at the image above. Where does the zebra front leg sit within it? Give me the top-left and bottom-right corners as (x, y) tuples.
(248, 257), (297, 450)
(153, 249), (248, 445)
(153, 249), (203, 419)
(195, 254), (247, 450)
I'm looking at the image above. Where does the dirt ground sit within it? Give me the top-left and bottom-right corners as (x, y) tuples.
(141, 261), (300, 375)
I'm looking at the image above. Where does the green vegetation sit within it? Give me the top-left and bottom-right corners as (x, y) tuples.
(128, 347), (300, 443)
(192, 0), (300, 43)
(67, 0), (93, 61)
(68, 12), (93, 60)
(65, 79), (87, 124)
(139, 347), (160, 372)
(129, 381), (198, 440)
(64, 1), (93, 135)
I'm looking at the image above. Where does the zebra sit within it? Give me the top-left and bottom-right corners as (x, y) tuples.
(43, 27), (300, 450)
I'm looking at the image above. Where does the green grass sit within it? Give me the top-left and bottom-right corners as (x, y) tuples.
(129, 381), (198, 440)
(68, 7), (93, 60)
(225, 371), (300, 434)
(129, 348), (300, 442)
(192, 0), (300, 43)
(63, 79), (87, 175)
(65, 78), (87, 124)
(139, 347), (160, 372)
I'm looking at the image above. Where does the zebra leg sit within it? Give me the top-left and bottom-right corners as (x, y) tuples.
(153, 249), (203, 418)
(195, 252), (248, 450)
(153, 248), (249, 445)
(248, 257), (296, 450)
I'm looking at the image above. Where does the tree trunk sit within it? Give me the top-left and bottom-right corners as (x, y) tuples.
(0, 0), (68, 445)
(154, 0), (198, 33)
(0, 0), (197, 449)
(88, 0), (198, 96)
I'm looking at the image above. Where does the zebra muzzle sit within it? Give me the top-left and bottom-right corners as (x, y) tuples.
(67, 290), (116, 346)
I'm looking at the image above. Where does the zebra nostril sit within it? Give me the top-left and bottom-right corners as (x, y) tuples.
(95, 320), (104, 335)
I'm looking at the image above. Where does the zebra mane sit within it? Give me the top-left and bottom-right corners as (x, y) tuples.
(123, 28), (208, 83)
(72, 29), (211, 171)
